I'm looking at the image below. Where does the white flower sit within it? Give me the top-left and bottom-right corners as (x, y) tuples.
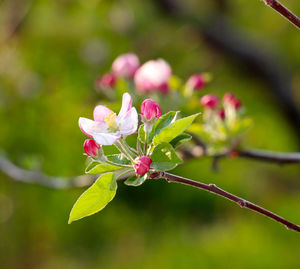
(134, 59), (172, 93)
(79, 93), (138, 145)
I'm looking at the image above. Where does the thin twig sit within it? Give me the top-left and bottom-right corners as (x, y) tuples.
(0, 156), (96, 189)
(2, 154), (300, 232)
(238, 149), (300, 164)
(184, 136), (300, 165)
(161, 172), (300, 233)
(0, 155), (135, 189)
(262, 0), (300, 29)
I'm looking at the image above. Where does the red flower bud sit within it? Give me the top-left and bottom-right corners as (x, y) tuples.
(141, 99), (161, 121)
(186, 74), (206, 91)
(223, 93), (242, 110)
(96, 73), (116, 88)
(200, 94), (219, 109)
(83, 139), (101, 157)
(112, 53), (140, 78)
(218, 109), (225, 120)
(134, 156), (152, 176)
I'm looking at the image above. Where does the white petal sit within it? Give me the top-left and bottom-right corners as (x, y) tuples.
(118, 92), (132, 118)
(93, 105), (113, 122)
(119, 107), (138, 136)
(79, 117), (108, 137)
(92, 132), (121, 145)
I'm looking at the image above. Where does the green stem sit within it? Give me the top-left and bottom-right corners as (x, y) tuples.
(144, 132), (148, 155)
(115, 140), (134, 162)
(119, 139), (137, 160)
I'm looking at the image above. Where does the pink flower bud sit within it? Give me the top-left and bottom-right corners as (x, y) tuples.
(223, 93), (242, 110)
(134, 59), (172, 94)
(218, 109), (225, 120)
(112, 53), (140, 78)
(141, 99), (161, 121)
(200, 94), (219, 109)
(83, 139), (101, 157)
(96, 73), (116, 88)
(186, 74), (206, 91)
(134, 156), (152, 176)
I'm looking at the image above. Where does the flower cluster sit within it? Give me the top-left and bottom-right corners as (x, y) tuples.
(69, 92), (198, 223)
(93, 53), (252, 159)
(96, 53), (210, 96)
(200, 93), (242, 120)
(69, 53), (252, 224)
(69, 92), (199, 223)
(188, 92), (250, 155)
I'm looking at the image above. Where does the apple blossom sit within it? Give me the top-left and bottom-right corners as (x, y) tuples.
(112, 53), (140, 78)
(79, 93), (138, 145)
(83, 139), (101, 157)
(141, 99), (161, 121)
(200, 94), (219, 109)
(134, 59), (172, 94)
(134, 156), (152, 175)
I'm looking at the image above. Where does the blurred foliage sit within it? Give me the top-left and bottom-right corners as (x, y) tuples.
(0, 0), (300, 268)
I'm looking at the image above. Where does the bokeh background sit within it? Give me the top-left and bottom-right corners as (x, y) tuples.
(1, 0), (300, 268)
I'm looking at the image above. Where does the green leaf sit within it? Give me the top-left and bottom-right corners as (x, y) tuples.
(152, 113), (199, 145)
(106, 154), (131, 165)
(68, 173), (117, 224)
(124, 174), (148, 186)
(138, 124), (146, 144)
(170, 133), (192, 148)
(148, 111), (178, 142)
(85, 161), (122, 175)
(187, 123), (203, 134)
(151, 143), (182, 171)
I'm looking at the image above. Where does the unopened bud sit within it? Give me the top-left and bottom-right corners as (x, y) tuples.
(186, 74), (206, 91)
(141, 99), (161, 121)
(200, 94), (219, 109)
(223, 93), (242, 110)
(218, 108), (225, 120)
(83, 139), (101, 157)
(112, 53), (140, 78)
(134, 156), (152, 175)
(96, 73), (116, 88)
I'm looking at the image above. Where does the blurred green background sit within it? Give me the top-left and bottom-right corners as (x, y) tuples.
(1, 0), (300, 268)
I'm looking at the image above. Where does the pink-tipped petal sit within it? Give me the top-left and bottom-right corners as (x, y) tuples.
(118, 92), (132, 118)
(92, 132), (121, 145)
(134, 59), (172, 93)
(119, 107), (138, 136)
(79, 117), (107, 137)
(93, 105), (113, 122)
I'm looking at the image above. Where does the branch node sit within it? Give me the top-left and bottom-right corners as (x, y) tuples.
(237, 200), (247, 208)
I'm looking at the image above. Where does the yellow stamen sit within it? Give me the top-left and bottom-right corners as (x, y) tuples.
(105, 112), (118, 132)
